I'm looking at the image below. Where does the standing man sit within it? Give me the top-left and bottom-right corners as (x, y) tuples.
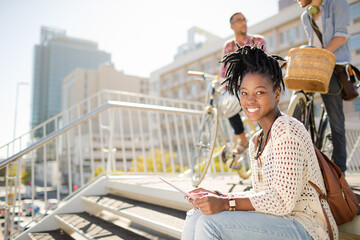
(297, 0), (351, 174)
(220, 12), (267, 154)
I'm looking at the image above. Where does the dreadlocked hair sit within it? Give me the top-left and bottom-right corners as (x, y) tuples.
(220, 44), (285, 101)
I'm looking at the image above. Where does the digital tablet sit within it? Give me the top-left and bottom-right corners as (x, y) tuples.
(159, 176), (196, 200)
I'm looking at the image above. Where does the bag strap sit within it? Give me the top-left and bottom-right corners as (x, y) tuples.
(308, 180), (334, 240)
(308, 15), (324, 48)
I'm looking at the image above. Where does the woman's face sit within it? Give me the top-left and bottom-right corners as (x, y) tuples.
(239, 72), (280, 123)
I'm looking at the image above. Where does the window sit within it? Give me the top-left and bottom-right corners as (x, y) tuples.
(288, 28), (296, 42)
(191, 85), (197, 96)
(178, 88), (183, 99)
(297, 25), (303, 38)
(177, 72), (183, 82)
(350, 1), (360, 19)
(349, 33), (360, 50)
(280, 31), (287, 43)
(266, 35), (274, 48)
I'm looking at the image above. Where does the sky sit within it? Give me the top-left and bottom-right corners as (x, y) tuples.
(0, 0), (279, 148)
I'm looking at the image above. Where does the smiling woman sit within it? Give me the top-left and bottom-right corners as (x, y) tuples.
(181, 46), (338, 240)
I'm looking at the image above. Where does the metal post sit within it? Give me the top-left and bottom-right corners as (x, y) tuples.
(13, 82), (29, 140)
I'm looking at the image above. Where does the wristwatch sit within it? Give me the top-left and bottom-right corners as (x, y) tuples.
(228, 194), (236, 211)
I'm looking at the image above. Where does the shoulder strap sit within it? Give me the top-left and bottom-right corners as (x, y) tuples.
(308, 15), (324, 48)
(309, 181), (334, 240)
(309, 145), (335, 240)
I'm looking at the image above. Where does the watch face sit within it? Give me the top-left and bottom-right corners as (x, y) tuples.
(229, 199), (236, 207)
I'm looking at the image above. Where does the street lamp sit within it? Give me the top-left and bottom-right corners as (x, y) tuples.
(13, 82), (29, 140)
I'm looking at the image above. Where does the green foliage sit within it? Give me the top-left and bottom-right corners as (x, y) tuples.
(130, 149), (182, 173)
(94, 165), (104, 177)
(21, 169), (31, 184)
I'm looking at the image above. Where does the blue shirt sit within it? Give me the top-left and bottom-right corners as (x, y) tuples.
(300, 0), (351, 62)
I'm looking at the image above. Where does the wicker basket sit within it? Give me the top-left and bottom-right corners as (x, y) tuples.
(284, 47), (336, 94)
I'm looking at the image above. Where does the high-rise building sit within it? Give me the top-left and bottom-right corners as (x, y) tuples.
(31, 26), (111, 129)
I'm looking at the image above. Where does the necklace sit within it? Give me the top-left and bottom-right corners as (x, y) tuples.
(255, 111), (281, 181)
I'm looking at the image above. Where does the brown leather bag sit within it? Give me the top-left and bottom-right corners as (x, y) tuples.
(309, 146), (359, 240)
(308, 15), (360, 101)
(335, 64), (360, 101)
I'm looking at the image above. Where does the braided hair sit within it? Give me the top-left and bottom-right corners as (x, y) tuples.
(220, 44), (285, 101)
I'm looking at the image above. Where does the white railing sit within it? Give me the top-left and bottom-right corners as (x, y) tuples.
(0, 89), (205, 160)
(0, 99), (215, 239)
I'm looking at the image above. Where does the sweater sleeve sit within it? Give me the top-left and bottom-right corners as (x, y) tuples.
(249, 120), (306, 216)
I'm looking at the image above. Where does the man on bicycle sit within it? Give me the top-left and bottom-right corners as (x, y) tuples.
(220, 12), (267, 155)
(296, 0), (351, 175)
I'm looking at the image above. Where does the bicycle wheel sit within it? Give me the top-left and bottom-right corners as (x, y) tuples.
(236, 119), (257, 179)
(318, 116), (333, 158)
(286, 92), (307, 125)
(316, 112), (328, 149)
(191, 108), (218, 187)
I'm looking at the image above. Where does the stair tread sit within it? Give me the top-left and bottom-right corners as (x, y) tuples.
(56, 212), (155, 239)
(29, 229), (74, 240)
(83, 194), (186, 230)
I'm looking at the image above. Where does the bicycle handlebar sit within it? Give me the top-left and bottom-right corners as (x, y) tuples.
(187, 71), (219, 81)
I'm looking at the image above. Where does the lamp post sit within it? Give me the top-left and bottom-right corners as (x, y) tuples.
(13, 82), (29, 140)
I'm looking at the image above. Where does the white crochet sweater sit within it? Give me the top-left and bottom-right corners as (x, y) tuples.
(235, 115), (338, 240)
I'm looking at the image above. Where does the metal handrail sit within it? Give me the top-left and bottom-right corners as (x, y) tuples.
(0, 100), (203, 170)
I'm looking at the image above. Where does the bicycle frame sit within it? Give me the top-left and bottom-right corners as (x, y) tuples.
(287, 90), (329, 150)
(188, 71), (255, 186)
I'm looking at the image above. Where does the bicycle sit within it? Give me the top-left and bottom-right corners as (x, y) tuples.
(283, 47), (350, 156)
(286, 90), (332, 153)
(188, 71), (258, 187)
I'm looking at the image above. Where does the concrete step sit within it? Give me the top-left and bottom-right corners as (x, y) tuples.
(55, 212), (172, 240)
(28, 229), (74, 240)
(82, 194), (186, 239)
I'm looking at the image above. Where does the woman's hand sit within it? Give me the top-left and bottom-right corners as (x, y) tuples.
(184, 188), (217, 201)
(185, 188), (227, 215)
(194, 194), (227, 215)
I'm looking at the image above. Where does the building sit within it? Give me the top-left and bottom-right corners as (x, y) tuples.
(62, 64), (148, 111)
(150, 0), (360, 113)
(31, 26), (111, 130)
(61, 64), (150, 185)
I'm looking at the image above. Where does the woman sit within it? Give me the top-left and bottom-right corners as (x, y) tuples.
(182, 46), (337, 240)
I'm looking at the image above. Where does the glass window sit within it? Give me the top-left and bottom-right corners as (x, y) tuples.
(266, 36), (273, 48)
(297, 25), (303, 38)
(191, 85), (197, 96)
(177, 72), (183, 82)
(349, 33), (360, 50)
(350, 1), (360, 19)
(280, 31), (287, 43)
(288, 28), (296, 42)
(178, 88), (183, 99)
